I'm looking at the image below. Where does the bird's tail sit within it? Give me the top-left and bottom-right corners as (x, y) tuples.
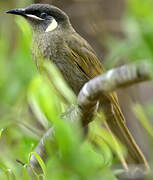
(99, 94), (149, 170)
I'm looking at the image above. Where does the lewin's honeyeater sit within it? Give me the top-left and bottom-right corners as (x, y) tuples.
(7, 4), (149, 170)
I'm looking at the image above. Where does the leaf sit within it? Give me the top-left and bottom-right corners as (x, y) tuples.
(29, 152), (46, 178)
(0, 129), (4, 138)
(41, 62), (76, 105)
(15, 16), (32, 45)
(22, 165), (33, 180)
(133, 104), (153, 138)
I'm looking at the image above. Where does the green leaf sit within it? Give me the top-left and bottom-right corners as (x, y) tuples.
(0, 129), (4, 138)
(133, 104), (153, 138)
(15, 16), (32, 45)
(41, 62), (76, 105)
(22, 165), (32, 180)
(29, 152), (46, 178)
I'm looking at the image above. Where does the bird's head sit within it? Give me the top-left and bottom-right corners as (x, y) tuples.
(7, 4), (71, 33)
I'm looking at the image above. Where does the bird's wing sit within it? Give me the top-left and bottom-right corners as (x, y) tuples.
(66, 32), (104, 78)
(66, 32), (125, 122)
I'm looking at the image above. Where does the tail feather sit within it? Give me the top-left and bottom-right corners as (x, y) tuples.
(99, 95), (149, 170)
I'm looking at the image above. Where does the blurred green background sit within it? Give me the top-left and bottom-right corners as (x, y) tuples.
(1, 0), (153, 179)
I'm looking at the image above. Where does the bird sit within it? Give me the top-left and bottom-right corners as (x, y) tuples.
(7, 4), (149, 170)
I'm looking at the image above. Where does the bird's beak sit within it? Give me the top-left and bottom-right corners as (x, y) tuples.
(6, 8), (44, 21)
(6, 8), (26, 16)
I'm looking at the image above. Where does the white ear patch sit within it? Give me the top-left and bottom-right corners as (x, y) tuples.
(45, 18), (58, 32)
(26, 14), (44, 21)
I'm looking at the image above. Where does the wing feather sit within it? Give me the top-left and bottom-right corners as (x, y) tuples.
(66, 32), (125, 122)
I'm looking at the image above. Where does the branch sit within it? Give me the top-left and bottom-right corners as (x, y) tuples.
(27, 128), (54, 175)
(78, 61), (150, 125)
(28, 61), (151, 177)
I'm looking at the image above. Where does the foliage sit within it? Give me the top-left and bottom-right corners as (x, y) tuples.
(106, 0), (153, 70)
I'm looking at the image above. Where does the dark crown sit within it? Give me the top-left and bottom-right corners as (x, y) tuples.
(25, 4), (69, 22)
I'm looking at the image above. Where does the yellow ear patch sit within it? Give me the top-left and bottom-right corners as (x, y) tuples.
(45, 18), (58, 32)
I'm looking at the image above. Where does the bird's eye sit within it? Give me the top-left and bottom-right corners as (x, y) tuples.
(40, 12), (47, 19)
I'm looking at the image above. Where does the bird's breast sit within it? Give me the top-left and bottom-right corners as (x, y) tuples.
(32, 32), (89, 94)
